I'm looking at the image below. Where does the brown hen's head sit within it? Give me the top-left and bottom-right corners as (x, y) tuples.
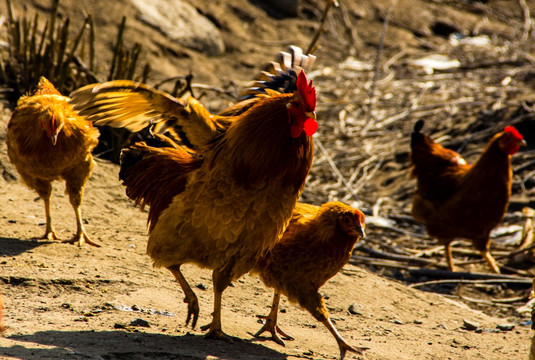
(499, 126), (526, 155)
(339, 207), (366, 239)
(287, 70), (317, 138)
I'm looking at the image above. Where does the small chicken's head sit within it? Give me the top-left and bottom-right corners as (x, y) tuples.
(499, 126), (526, 155)
(339, 208), (366, 239)
(287, 70), (317, 138)
(39, 106), (64, 145)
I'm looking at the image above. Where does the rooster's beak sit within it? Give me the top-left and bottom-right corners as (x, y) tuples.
(305, 111), (316, 120)
(51, 134), (58, 146)
(519, 139), (527, 147)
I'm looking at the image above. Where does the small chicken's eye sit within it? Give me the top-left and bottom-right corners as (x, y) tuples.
(343, 215), (352, 224)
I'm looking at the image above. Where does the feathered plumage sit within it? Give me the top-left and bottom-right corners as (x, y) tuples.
(69, 46), (317, 339)
(7, 77), (100, 247)
(252, 201), (366, 360)
(410, 120), (526, 273)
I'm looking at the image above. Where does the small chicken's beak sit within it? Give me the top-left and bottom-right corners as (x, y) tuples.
(305, 111), (316, 120)
(50, 134), (58, 146)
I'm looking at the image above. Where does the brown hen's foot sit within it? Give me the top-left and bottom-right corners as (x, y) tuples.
(255, 315), (294, 346)
(62, 232), (101, 247)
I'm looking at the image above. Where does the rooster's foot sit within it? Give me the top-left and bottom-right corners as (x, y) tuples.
(62, 232), (101, 247)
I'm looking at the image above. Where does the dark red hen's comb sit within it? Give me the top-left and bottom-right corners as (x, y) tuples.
(504, 125), (523, 140)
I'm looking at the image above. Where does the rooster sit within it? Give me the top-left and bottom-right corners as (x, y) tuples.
(6, 77), (100, 247)
(410, 120), (526, 273)
(69, 47), (317, 340)
(252, 201), (366, 360)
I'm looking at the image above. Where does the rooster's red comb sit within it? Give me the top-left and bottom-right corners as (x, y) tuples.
(296, 70), (316, 111)
(504, 125), (523, 140)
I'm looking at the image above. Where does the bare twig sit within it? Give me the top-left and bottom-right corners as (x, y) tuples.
(519, 0), (532, 41)
(306, 0), (339, 55)
(315, 136), (359, 202)
(363, 0), (398, 132)
(410, 278), (533, 288)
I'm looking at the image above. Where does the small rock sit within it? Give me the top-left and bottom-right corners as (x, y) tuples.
(348, 303), (362, 315)
(414, 320), (423, 325)
(130, 318), (150, 328)
(114, 322), (126, 329)
(462, 319), (480, 331)
(196, 283), (207, 290)
(496, 323), (515, 331)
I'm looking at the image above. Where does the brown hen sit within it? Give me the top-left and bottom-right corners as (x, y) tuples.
(7, 77), (100, 247)
(410, 120), (526, 273)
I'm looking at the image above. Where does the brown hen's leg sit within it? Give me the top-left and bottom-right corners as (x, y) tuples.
(200, 268), (236, 342)
(168, 265), (200, 328)
(62, 177), (100, 247)
(481, 250), (500, 274)
(255, 291), (294, 345)
(444, 242), (456, 272)
(321, 318), (366, 360)
(34, 181), (57, 240)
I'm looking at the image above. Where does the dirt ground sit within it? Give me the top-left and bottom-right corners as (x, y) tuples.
(2, 0), (535, 359)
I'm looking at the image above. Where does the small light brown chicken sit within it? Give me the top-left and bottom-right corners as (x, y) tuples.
(410, 120), (526, 273)
(251, 201), (366, 360)
(6, 77), (100, 247)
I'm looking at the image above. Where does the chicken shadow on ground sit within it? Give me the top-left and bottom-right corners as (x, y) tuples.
(0, 236), (52, 257)
(4, 330), (291, 360)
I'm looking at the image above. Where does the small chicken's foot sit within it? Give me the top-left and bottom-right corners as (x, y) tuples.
(322, 318), (367, 360)
(255, 315), (294, 346)
(254, 292), (293, 346)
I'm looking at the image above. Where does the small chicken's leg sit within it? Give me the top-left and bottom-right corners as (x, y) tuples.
(63, 176), (100, 247)
(321, 318), (365, 360)
(200, 267), (236, 342)
(481, 250), (501, 274)
(168, 264), (200, 328)
(34, 181), (57, 240)
(255, 291), (294, 345)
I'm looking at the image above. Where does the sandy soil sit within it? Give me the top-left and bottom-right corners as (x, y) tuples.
(2, 0), (535, 359)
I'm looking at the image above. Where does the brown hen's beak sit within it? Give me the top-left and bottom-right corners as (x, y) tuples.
(50, 134), (58, 146)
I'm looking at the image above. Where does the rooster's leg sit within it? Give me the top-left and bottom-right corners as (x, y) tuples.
(321, 318), (366, 360)
(168, 265), (199, 328)
(481, 250), (501, 274)
(444, 241), (457, 272)
(62, 178), (100, 247)
(255, 291), (294, 345)
(200, 267), (237, 342)
(33, 181), (57, 240)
